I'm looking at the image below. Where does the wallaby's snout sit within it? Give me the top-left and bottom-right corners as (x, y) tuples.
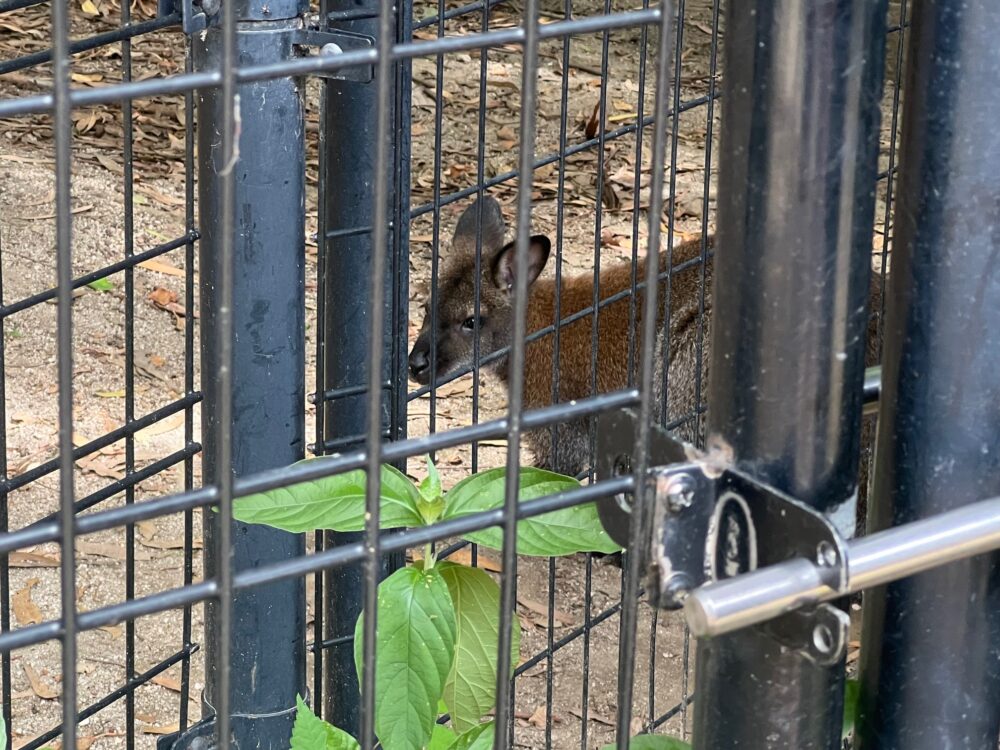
(408, 335), (432, 385)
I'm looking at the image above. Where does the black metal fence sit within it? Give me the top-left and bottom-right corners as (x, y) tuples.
(2, 0), (1000, 749)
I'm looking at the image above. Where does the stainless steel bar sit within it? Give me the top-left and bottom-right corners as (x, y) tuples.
(684, 496), (1000, 638)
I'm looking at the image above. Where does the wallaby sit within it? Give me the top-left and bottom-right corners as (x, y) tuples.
(408, 195), (883, 526)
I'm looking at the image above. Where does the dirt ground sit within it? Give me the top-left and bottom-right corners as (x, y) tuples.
(0, 0), (901, 748)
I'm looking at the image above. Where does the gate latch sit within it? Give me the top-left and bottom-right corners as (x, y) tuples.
(595, 408), (850, 666)
(291, 29), (375, 83)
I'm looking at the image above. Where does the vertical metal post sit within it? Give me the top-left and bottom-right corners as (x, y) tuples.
(319, 0), (411, 734)
(856, 1), (1000, 747)
(194, 0), (308, 745)
(692, 1), (887, 748)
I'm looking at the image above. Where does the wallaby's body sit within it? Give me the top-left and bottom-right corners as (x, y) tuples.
(409, 196), (883, 522)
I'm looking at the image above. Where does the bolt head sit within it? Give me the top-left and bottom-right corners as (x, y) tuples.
(199, 0), (220, 15)
(816, 540), (838, 568)
(658, 572), (694, 610)
(665, 473), (696, 512)
(321, 42), (344, 56)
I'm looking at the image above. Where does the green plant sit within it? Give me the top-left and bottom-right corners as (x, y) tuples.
(86, 277), (115, 292)
(599, 737), (691, 750)
(238, 456), (623, 750)
(842, 677), (860, 739)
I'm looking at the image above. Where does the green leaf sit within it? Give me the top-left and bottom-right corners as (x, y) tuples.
(438, 563), (520, 733)
(1, 713), (6, 750)
(420, 455), (442, 501)
(428, 724), (458, 750)
(843, 678), (860, 739)
(86, 277), (114, 292)
(417, 456), (446, 524)
(354, 566), (457, 750)
(599, 736), (691, 750)
(446, 722), (494, 750)
(443, 467), (622, 556)
(290, 695), (360, 750)
(233, 458), (424, 533)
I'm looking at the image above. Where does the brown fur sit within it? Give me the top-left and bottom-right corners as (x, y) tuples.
(409, 196), (883, 528)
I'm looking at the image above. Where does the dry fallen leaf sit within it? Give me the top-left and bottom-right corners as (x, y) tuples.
(148, 287), (178, 307)
(569, 707), (615, 726)
(141, 723), (181, 736)
(585, 100), (601, 140)
(76, 541), (152, 561)
(23, 664), (59, 700)
(9, 551), (60, 568)
(136, 411), (185, 442)
(527, 705), (548, 728)
(137, 535), (200, 551)
(13, 578), (43, 625)
(151, 674), (183, 693)
(517, 596), (575, 627)
(139, 259), (186, 278)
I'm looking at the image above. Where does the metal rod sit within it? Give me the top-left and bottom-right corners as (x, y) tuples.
(320, 0), (408, 733)
(684, 496), (1000, 637)
(856, 0), (1000, 745)
(0, 388), (640, 558)
(193, 0), (308, 744)
(615, 0), (675, 746)
(0, 7), (664, 118)
(862, 365), (881, 416)
(691, 0), (888, 747)
(494, 0), (540, 743)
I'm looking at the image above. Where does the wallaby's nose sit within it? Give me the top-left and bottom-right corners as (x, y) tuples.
(408, 343), (430, 384)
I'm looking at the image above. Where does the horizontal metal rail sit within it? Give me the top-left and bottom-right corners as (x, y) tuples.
(0, 474), (634, 652)
(1, 232), (197, 318)
(684, 495), (1000, 637)
(0, 7), (662, 117)
(0, 388), (640, 555)
(409, 93), (718, 220)
(17, 645), (198, 750)
(0, 13), (181, 75)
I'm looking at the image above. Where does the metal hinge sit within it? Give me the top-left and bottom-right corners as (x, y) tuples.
(291, 28), (375, 83)
(595, 408), (850, 666)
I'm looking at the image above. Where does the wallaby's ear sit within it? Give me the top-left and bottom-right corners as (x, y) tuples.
(453, 195), (506, 254)
(490, 234), (551, 291)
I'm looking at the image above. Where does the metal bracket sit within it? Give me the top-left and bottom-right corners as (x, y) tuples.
(596, 407), (850, 662)
(291, 29), (375, 83)
(759, 603), (850, 667)
(160, 0), (212, 35)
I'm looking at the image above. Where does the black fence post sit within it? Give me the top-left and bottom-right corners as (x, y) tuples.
(856, 1), (1000, 747)
(318, 0), (411, 735)
(691, 1), (887, 748)
(194, 1), (308, 746)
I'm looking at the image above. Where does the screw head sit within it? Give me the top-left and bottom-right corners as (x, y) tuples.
(199, 0), (220, 15)
(321, 42), (344, 56)
(816, 540), (838, 568)
(665, 473), (696, 512)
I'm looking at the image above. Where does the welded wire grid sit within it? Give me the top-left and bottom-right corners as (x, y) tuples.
(0, 1), (908, 749)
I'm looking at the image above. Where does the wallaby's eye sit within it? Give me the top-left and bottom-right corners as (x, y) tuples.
(461, 316), (483, 332)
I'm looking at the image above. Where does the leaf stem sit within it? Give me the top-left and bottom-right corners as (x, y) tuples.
(423, 542), (437, 570)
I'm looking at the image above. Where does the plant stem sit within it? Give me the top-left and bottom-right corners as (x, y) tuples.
(423, 542), (436, 570)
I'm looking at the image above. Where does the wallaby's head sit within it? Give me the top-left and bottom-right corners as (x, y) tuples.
(408, 195), (551, 385)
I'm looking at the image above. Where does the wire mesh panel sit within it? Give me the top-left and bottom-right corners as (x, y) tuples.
(0, 1), (199, 747)
(0, 0), (967, 749)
